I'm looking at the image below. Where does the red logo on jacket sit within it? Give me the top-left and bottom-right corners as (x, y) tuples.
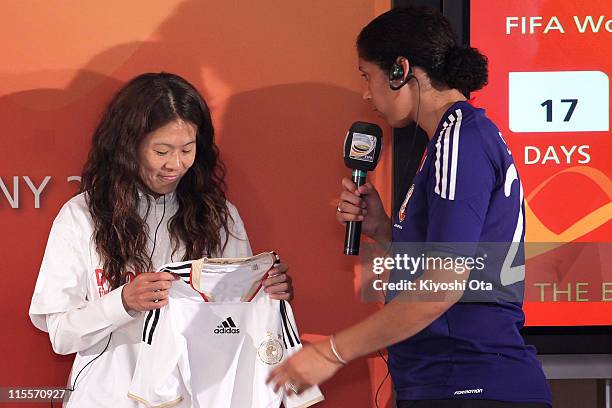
(95, 269), (110, 297)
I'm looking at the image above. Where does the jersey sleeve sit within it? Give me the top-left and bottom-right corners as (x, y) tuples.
(128, 304), (187, 408)
(427, 109), (495, 245)
(279, 300), (325, 408)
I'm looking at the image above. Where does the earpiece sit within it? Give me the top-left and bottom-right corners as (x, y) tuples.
(389, 62), (404, 81)
(389, 57), (414, 91)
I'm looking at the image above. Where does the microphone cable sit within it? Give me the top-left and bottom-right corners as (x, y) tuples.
(150, 194), (167, 261)
(398, 75), (423, 199)
(374, 350), (391, 408)
(50, 333), (112, 407)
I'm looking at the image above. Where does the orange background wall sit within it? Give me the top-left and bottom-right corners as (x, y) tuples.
(0, 1), (393, 407)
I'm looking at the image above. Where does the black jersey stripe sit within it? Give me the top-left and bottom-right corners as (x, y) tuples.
(160, 270), (191, 275)
(284, 300), (301, 345)
(159, 263), (192, 271)
(227, 317), (236, 328)
(280, 300), (296, 348)
(146, 309), (161, 345)
(142, 310), (154, 343)
(157, 269), (191, 277)
(280, 326), (288, 349)
(279, 304), (289, 349)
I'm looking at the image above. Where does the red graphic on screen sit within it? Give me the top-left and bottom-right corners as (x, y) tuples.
(471, 0), (611, 326)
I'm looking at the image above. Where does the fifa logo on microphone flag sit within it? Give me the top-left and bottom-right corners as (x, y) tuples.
(349, 133), (377, 163)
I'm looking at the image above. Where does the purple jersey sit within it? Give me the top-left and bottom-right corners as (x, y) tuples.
(390, 101), (551, 405)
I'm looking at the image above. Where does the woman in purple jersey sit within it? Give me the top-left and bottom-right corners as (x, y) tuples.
(268, 6), (551, 407)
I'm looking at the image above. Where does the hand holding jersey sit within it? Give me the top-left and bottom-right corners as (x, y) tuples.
(121, 272), (180, 311)
(262, 262), (294, 301)
(267, 339), (344, 396)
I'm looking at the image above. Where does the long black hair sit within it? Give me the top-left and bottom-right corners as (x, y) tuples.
(81, 72), (230, 289)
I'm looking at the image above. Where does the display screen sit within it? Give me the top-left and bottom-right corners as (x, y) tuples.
(471, 0), (611, 326)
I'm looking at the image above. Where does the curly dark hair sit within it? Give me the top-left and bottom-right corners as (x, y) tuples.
(80, 72), (230, 289)
(357, 6), (488, 94)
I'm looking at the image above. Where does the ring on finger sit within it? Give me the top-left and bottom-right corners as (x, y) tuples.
(285, 381), (300, 394)
(336, 203), (342, 213)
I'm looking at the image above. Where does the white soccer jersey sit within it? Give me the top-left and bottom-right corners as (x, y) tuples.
(128, 252), (324, 408)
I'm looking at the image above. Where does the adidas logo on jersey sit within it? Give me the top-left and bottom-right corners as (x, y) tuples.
(214, 317), (240, 334)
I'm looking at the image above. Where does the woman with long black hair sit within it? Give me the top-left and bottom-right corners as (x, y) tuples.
(269, 7), (551, 407)
(29, 72), (293, 407)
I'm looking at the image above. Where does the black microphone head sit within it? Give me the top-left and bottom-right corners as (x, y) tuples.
(343, 121), (383, 172)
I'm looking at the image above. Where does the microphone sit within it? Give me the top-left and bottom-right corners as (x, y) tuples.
(343, 121), (383, 256)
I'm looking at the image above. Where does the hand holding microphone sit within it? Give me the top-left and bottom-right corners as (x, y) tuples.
(339, 122), (389, 255)
(337, 178), (390, 246)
